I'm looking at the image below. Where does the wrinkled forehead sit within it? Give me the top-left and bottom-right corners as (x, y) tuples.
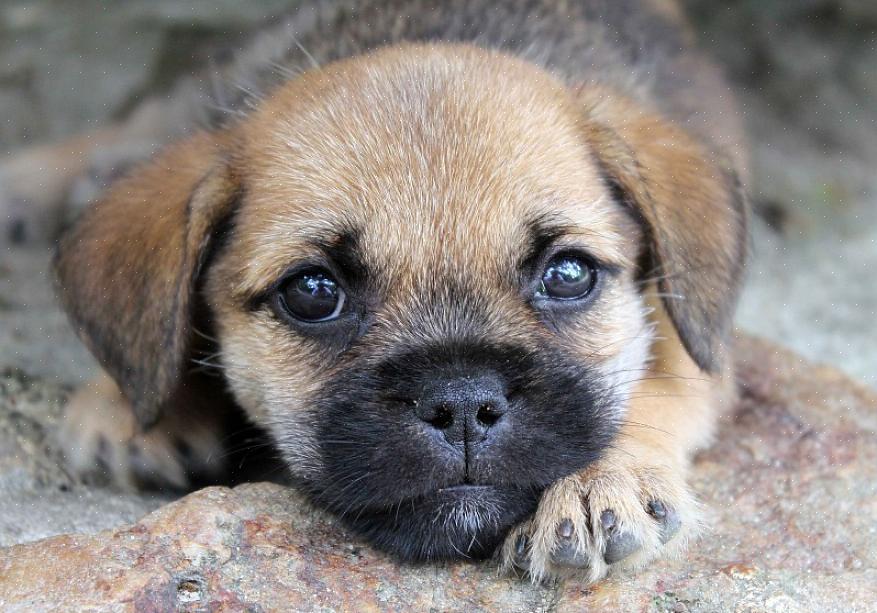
(228, 47), (634, 298)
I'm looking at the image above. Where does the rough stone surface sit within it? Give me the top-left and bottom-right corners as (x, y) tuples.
(0, 368), (171, 547)
(1, 335), (875, 612)
(0, 0), (292, 148)
(0, 247), (98, 386)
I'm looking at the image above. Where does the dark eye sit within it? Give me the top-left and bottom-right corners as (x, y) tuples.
(278, 269), (346, 322)
(536, 254), (597, 300)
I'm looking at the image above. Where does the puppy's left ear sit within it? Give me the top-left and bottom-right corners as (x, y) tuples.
(580, 93), (748, 372)
(54, 132), (238, 426)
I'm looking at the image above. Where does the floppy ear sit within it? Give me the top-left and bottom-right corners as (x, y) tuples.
(580, 93), (748, 372)
(55, 132), (238, 426)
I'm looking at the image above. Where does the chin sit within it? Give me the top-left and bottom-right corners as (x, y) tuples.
(333, 484), (541, 562)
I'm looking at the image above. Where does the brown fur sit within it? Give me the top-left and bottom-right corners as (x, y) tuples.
(55, 131), (238, 425)
(46, 0), (747, 583)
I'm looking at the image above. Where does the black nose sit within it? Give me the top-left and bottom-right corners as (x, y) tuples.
(416, 374), (508, 445)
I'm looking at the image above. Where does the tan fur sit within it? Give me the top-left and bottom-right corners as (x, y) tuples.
(496, 76), (746, 581)
(58, 372), (226, 490)
(577, 85), (747, 372)
(47, 1), (748, 585)
(55, 131), (239, 425)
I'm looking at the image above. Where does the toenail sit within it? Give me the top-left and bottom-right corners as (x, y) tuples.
(658, 506), (682, 544)
(513, 534), (530, 570)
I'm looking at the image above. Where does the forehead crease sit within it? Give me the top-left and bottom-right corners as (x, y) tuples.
(553, 196), (637, 265)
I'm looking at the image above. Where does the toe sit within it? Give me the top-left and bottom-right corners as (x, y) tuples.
(647, 500), (681, 544)
(551, 519), (590, 568)
(604, 531), (640, 564)
(128, 439), (187, 490)
(600, 510), (642, 564)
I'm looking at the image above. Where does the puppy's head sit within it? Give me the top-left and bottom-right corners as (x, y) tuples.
(55, 45), (746, 561)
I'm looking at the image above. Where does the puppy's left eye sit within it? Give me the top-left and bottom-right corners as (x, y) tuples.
(277, 269), (346, 322)
(536, 254), (597, 300)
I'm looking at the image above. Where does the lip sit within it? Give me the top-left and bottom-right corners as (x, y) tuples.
(327, 482), (542, 562)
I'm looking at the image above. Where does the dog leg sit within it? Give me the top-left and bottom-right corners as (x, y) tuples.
(0, 129), (117, 244)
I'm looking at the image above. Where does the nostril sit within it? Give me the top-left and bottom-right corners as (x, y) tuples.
(415, 374), (508, 440)
(429, 404), (454, 430)
(476, 402), (503, 427)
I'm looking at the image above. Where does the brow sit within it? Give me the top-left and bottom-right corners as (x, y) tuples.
(519, 213), (625, 275)
(244, 227), (371, 309)
(309, 229), (372, 285)
(519, 214), (570, 272)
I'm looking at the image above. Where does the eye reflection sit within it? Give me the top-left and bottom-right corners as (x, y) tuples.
(537, 255), (596, 300)
(279, 269), (346, 322)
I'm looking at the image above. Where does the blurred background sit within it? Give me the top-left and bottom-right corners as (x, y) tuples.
(0, 0), (875, 389)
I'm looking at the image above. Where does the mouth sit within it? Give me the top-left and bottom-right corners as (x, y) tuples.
(331, 483), (541, 562)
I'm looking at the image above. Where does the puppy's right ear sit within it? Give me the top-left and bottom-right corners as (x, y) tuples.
(55, 132), (238, 427)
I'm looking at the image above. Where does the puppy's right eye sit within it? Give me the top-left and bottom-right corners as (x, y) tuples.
(277, 269), (346, 322)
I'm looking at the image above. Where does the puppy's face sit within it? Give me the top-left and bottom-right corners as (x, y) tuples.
(205, 47), (649, 559)
(56, 44), (745, 562)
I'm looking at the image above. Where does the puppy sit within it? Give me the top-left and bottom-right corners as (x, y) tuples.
(49, 0), (748, 582)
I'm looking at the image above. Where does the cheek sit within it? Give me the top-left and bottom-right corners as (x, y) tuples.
(564, 281), (653, 404)
(597, 326), (653, 407)
(213, 311), (327, 474)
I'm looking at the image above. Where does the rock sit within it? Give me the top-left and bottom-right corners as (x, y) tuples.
(0, 0), (294, 147)
(0, 367), (170, 547)
(0, 335), (875, 612)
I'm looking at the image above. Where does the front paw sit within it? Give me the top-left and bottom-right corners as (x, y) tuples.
(56, 376), (223, 491)
(501, 456), (697, 583)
